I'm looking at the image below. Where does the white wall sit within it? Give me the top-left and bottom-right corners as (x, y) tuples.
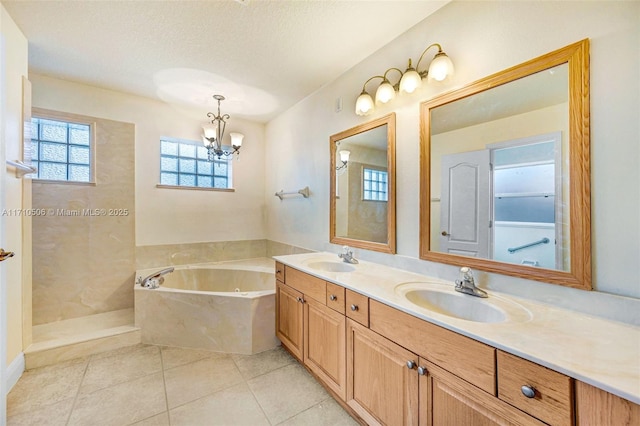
(1, 3), (28, 371)
(265, 1), (640, 302)
(29, 74), (267, 247)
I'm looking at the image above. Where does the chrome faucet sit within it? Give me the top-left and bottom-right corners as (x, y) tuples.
(137, 267), (175, 289)
(338, 246), (359, 264)
(455, 267), (488, 298)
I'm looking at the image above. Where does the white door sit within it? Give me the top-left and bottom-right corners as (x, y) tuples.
(440, 150), (491, 257)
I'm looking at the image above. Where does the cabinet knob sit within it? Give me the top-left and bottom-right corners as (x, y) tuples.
(521, 385), (536, 399)
(330, 294), (337, 301)
(296, 297), (305, 304)
(417, 366), (427, 376)
(350, 304), (359, 311)
(406, 360), (416, 369)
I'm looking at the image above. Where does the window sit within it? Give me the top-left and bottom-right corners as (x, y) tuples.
(159, 138), (232, 189)
(362, 167), (388, 201)
(31, 117), (92, 182)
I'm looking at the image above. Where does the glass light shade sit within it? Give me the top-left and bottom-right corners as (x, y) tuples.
(230, 132), (244, 147)
(427, 52), (454, 82)
(375, 80), (396, 104)
(355, 91), (374, 116)
(203, 123), (218, 139)
(399, 68), (422, 94)
(339, 150), (350, 163)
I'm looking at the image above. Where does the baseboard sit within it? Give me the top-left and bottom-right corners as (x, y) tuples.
(6, 352), (25, 392)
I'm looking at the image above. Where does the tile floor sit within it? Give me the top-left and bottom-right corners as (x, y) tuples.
(7, 344), (359, 426)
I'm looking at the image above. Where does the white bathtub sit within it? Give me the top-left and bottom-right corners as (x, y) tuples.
(134, 258), (279, 354)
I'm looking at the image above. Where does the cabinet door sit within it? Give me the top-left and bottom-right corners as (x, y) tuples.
(304, 297), (346, 400)
(276, 281), (304, 360)
(347, 319), (419, 425)
(419, 359), (545, 426)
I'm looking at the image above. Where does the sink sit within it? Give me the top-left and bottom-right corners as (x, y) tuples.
(395, 282), (531, 323)
(305, 261), (356, 273)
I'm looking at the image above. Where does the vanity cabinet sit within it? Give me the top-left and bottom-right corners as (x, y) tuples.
(275, 264), (639, 425)
(346, 318), (419, 425)
(275, 264), (347, 400)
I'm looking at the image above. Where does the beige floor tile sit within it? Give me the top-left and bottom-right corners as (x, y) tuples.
(7, 397), (74, 426)
(170, 382), (270, 426)
(160, 345), (225, 370)
(130, 411), (170, 425)
(232, 345), (296, 380)
(80, 344), (162, 394)
(248, 363), (329, 425)
(277, 397), (359, 426)
(7, 357), (87, 416)
(164, 356), (243, 409)
(68, 372), (166, 426)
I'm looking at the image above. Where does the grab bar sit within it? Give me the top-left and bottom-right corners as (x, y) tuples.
(6, 160), (37, 178)
(508, 238), (550, 253)
(275, 186), (310, 200)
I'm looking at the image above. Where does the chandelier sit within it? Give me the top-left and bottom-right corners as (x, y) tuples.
(202, 95), (244, 161)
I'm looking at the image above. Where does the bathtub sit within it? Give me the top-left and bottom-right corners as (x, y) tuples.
(134, 258), (279, 354)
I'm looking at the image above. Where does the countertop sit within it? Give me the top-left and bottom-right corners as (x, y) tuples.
(273, 252), (640, 405)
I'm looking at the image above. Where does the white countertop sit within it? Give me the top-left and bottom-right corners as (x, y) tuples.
(274, 252), (640, 405)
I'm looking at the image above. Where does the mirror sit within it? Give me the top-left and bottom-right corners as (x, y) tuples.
(420, 39), (591, 290)
(331, 113), (396, 253)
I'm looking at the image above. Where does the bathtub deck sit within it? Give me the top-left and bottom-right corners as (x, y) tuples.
(25, 308), (141, 369)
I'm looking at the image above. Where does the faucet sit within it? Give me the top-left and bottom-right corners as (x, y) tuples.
(137, 267), (175, 289)
(454, 267), (488, 298)
(338, 246), (359, 264)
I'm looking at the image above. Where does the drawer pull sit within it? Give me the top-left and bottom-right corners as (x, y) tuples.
(350, 304), (359, 311)
(521, 385), (536, 398)
(296, 297), (306, 304)
(406, 360), (416, 369)
(417, 366), (427, 376)
(330, 294), (337, 301)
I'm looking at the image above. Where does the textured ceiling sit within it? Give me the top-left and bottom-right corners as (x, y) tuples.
(3, 0), (449, 122)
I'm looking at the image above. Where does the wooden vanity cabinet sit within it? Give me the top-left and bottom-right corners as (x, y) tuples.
(276, 265), (347, 400)
(275, 265), (639, 425)
(346, 319), (419, 425)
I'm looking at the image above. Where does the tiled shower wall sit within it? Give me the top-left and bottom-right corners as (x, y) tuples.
(32, 109), (135, 325)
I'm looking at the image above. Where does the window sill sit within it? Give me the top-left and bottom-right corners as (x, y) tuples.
(33, 179), (96, 186)
(156, 184), (235, 192)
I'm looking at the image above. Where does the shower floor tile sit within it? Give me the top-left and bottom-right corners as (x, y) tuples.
(7, 344), (360, 426)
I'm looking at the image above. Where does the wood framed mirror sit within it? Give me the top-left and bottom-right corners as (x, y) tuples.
(330, 113), (396, 253)
(419, 39), (591, 290)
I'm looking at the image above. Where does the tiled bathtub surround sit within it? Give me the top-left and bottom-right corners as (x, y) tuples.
(135, 258), (279, 354)
(136, 239), (313, 270)
(32, 109), (135, 326)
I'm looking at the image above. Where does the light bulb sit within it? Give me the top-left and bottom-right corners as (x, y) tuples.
(400, 68), (422, 94)
(428, 52), (454, 82)
(230, 132), (244, 148)
(355, 91), (374, 116)
(375, 80), (396, 104)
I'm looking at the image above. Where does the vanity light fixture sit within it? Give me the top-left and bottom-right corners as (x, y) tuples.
(336, 150), (351, 171)
(355, 43), (454, 116)
(202, 94), (244, 161)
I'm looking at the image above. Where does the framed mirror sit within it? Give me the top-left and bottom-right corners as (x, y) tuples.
(330, 113), (396, 253)
(420, 39), (591, 290)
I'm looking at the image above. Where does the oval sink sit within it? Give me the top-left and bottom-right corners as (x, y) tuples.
(395, 282), (531, 323)
(305, 261), (356, 273)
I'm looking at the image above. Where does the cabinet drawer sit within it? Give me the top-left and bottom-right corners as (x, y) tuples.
(285, 266), (326, 304)
(326, 283), (345, 314)
(275, 262), (285, 283)
(498, 351), (573, 426)
(345, 290), (369, 327)
(369, 299), (495, 394)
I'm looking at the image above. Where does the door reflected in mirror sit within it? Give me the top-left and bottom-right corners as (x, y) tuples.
(331, 114), (396, 253)
(420, 40), (590, 290)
